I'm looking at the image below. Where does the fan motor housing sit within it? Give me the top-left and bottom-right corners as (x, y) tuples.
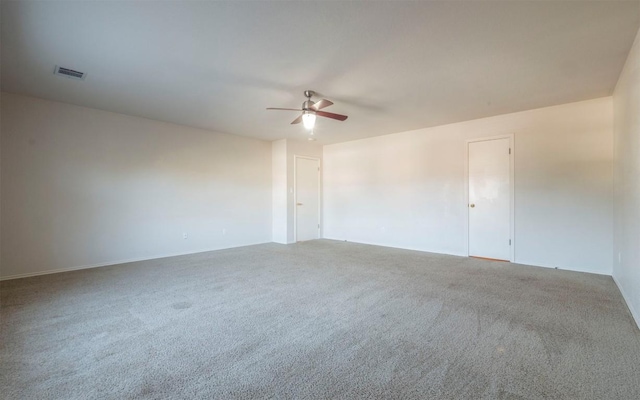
(302, 100), (315, 111)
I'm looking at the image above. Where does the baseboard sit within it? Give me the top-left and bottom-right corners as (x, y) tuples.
(612, 274), (640, 330)
(0, 241), (271, 281)
(321, 237), (466, 258)
(323, 238), (612, 276)
(512, 258), (612, 276)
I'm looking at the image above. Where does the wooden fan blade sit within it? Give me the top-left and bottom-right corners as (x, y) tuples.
(266, 107), (303, 111)
(291, 114), (303, 124)
(316, 110), (348, 121)
(310, 99), (333, 111)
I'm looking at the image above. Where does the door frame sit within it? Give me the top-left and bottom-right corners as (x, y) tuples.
(293, 155), (321, 242)
(464, 134), (515, 262)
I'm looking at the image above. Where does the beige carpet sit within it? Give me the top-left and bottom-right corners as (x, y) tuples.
(1, 240), (639, 399)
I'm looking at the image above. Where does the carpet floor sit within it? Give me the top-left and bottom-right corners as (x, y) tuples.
(1, 240), (639, 399)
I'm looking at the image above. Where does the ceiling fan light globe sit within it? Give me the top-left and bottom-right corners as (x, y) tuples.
(302, 112), (316, 130)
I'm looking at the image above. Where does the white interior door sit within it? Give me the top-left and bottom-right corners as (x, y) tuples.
(468, 138), (512, 261)
(295, 157), (320, 242)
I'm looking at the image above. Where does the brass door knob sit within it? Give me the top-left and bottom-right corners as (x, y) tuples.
(296, 203), (303, 206)
(469, 204), (475, 208)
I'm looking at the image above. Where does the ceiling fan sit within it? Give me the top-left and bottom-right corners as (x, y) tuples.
(267, 90), (348, 130)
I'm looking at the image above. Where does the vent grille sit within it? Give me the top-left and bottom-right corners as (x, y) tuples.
(54, 65), (86, 80)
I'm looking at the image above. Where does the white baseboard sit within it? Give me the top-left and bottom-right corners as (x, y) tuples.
(0, 241), (271, 281)
(7, 239), (636, 330)
(512, 258), (612, 276)
(612, 274), (640, 330)
(321, 237), (466, 258)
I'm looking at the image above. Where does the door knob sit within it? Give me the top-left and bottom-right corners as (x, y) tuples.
(469, 204), (475, 208)
(296, 203), (303, 206)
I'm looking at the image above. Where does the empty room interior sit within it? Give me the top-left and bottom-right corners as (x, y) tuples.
(2, 1), (640, 398)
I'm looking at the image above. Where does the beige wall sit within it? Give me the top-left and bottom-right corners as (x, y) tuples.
(613, 28), (640, 326)
(271, 139), (288, 244)
(324, 98), (614, 275)
(0, 93), (272, 279)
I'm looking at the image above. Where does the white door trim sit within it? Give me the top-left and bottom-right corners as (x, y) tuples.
(464, 134), (515, 262)
(293, 155), (321, 242)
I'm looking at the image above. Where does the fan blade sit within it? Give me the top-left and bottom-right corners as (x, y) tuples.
(310, 99), (333, 111)
(316, 110), (348, 121)
(291, 114), (303, 124)
(266, 108), (303, 111)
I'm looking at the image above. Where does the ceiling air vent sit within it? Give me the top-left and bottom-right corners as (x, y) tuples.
(54, 65), (86, 80)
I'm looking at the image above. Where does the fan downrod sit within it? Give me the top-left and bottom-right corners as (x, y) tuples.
(302, 90), (316, 110)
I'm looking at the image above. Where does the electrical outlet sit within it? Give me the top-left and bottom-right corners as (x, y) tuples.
(183, 233), (188, 239)
(618, 252), (622, 263)
(222, 228), (226, 235)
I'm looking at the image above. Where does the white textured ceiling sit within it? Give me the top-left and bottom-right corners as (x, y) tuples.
(2, 1), (639, 144)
